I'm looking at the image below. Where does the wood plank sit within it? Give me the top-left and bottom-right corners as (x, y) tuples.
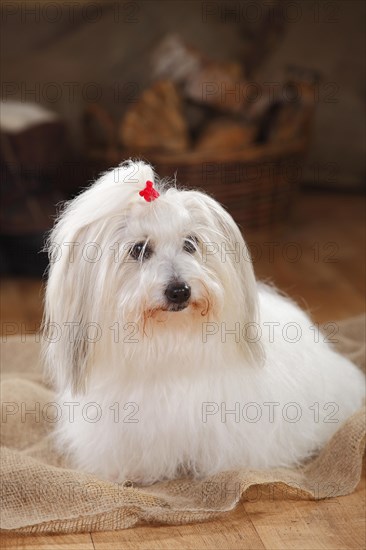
(243, 470), (365, 550)
(0, 533), (95, 550)
(0, 278), (43, 336)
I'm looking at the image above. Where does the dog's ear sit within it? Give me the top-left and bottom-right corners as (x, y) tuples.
(204, 197), (264, 366)
(43, 159), (156, 395)
(43, 221), (95, 396)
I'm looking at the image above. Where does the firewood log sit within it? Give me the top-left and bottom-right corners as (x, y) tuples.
(260, 81), (316, 143)
(152, 35), (247, 114)
(184, 62), (247, 113)
(196, 119), (257, 152)
(120, 80), (189, 152)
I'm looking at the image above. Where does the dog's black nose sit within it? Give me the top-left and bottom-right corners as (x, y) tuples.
(165, 282), (191, 304)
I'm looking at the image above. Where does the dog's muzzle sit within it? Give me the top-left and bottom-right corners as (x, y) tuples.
(165, 281), (191, 311)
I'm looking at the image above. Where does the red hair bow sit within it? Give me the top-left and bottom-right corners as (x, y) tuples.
(139, 180), (160, 202)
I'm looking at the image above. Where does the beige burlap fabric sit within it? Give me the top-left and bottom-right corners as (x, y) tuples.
(1, 316), (365, 534)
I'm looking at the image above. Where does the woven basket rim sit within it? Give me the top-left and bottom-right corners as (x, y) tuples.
(88, 138), (308, 166)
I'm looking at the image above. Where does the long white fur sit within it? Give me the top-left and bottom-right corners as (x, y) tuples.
(43, 160), (365, 484)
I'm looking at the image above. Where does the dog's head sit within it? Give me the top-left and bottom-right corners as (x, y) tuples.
(44, 160), (263, 394)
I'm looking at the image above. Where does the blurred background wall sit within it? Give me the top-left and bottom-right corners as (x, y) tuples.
(2, 0), (365, 187)
(1, 0), (365, 276)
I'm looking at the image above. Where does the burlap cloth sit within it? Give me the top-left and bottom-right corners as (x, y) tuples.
(1, 316), (365, 534)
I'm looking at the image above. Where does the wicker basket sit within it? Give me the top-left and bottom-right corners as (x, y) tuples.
(87, 138), (308, 230)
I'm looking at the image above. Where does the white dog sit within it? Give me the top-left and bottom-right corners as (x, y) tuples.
(43, 160), (365, 484)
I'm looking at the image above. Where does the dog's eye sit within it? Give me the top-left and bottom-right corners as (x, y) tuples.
(183, 236), (198, 254)
(130, 241), (153, 261)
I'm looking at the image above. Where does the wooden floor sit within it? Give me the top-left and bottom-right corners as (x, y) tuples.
(1, 190), (365, 549)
